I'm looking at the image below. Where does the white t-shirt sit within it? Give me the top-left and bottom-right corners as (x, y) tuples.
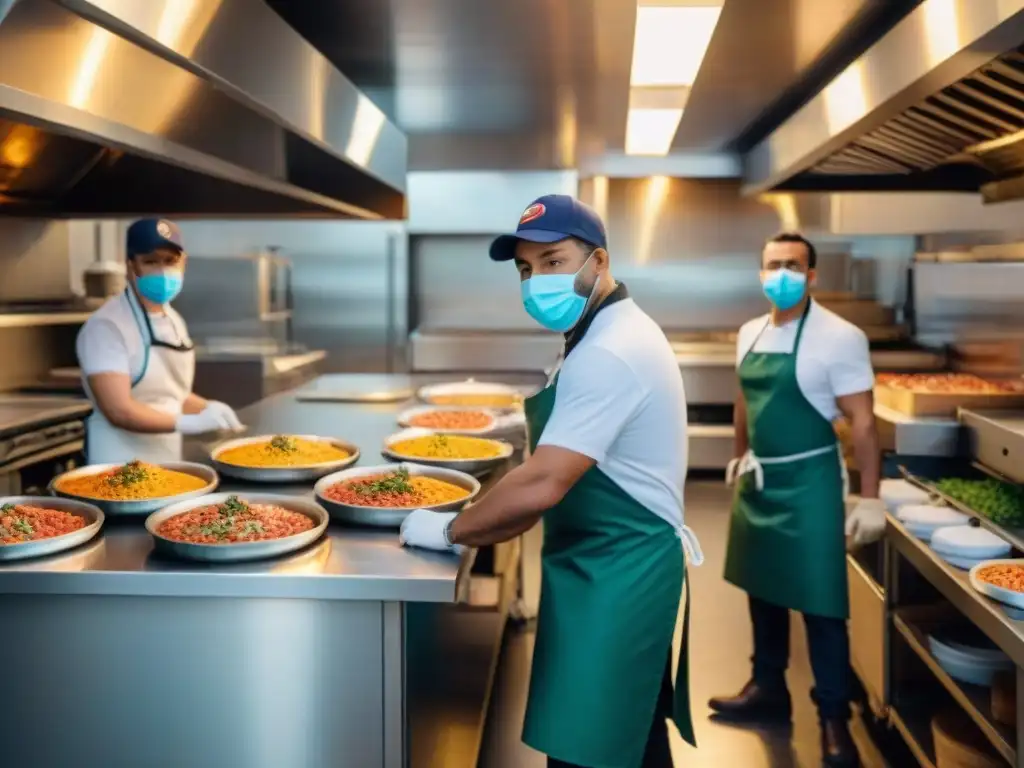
(77, 293), (191, 383)
(735, 301), (874, 421)
(537, 298), (688, 529)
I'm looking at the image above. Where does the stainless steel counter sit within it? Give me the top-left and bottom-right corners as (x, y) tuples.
(0, 376), (528, 602)
(0, 374), (535, 768)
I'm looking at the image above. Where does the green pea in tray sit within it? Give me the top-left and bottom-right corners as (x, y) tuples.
(935, 476), (1024, 528)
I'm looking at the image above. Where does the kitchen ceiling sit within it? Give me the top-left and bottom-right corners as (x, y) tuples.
(268, 0), (922, 171)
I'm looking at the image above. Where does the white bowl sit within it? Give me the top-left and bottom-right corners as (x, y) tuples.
(969, 559), (1024, 610)
(931, 526), (1011, 560)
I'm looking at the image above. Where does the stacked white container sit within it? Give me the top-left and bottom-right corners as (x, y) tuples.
(930, 526), (1012, 570)
(897, 504), (971, 541)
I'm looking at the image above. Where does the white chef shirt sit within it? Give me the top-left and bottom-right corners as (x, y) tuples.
(77, 292), (191, 383)
(735, 300), (874, 421)
(538, 298), (688, 528)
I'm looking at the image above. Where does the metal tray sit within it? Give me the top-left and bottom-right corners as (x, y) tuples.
(210, 435), (361, 482)
(416, 379), (526, 411)
(381, 428), (513, 476)
(396, 405), (500, 435)
(0, 496), (104, 561)
(314, 462), (480, 528)
(50, 461), (219, 517)
(969, 559), (1024, 610)
(145, 493), (329, 563)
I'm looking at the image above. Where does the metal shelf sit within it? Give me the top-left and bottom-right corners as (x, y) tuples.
(889, 704), (937, 768)
(901, 466), (1024, 553)
(887, 516), (1024, 667)
(0, 311), (92, 328)
(892, 612), (1016, 764)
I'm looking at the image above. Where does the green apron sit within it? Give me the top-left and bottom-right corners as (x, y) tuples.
(522, 377), (696, 768)
(723, 303), (848, 620)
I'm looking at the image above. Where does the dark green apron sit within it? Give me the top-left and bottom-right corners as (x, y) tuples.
(521, 376), (695, 768)
(723, 304), (848, 620)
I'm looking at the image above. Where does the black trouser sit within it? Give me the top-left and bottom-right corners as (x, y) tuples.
(547, 651), (675, 768)
(749, 595), (851, 721)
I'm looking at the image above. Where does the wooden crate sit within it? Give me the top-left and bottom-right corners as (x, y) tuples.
(874, 383), (1024, 417)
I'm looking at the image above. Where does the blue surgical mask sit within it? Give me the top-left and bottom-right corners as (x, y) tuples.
(761, 268), (806, 311)
(521, 256), (595, 332)
(135, 271), (184, 305)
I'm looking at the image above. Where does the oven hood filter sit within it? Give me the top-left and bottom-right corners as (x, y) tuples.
(744, 1), (1024, 200)
(0, 0), (406, 218)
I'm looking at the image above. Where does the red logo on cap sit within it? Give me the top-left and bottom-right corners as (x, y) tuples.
(520, 203), (545, 225)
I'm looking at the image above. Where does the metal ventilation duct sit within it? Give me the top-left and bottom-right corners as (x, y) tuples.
(743, 0), (1024, 199)
(0, 0), (407, 218)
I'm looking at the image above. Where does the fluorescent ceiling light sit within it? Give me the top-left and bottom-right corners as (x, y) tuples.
(625, 108), (684, 156)
(630, 5), (723, 87)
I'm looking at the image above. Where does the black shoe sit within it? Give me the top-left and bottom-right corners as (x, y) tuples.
(821, 719), (858, 767)
(707, 679), (792, 723)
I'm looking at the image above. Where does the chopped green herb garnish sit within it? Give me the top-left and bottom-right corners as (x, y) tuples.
(197, 519), (233, 540)
(241, 520), (265, 537)
(12, 519), (33, 536)
(353, 467), (413, 496)
(269, 435), (297, 453)
(217, 496), (249, 517)
(106, 460), (148, 487)
(1, 503), (15, 515)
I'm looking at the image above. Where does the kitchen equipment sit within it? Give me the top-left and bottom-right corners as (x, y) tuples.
(0, 395), (91, 496)
(82, 261), (125, 303)
(881, 479), (932, 514)
(897, 505), (970, 541)
(381, 428), (514, 477)
(210, 435), (360, 483)
(314, 462), (480, 528)
(50, 461), (219, 517)
(295, 373), (415, 404)
(0, 496), (103, 562)
(932, 710), (1004, 768)
(930, 527), (1011, 561)
(145, 493), (328, 563)
(875, 382), (1024, 417)
(958, 410), (1024, 485)
(927, 631), (1012, 686)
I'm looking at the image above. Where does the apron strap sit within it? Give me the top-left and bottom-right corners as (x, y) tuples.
(677, 525), (704, 567)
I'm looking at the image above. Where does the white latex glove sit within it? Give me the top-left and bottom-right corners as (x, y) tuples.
(204, 400), (244, 431)
(845, 497), (887, 547)
(399, 509), (459, 552)
(176, 404), (241, 436)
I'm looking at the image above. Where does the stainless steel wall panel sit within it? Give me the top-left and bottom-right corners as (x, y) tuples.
(407, 171), (578, 234)
(912, 261), (1024, 344)
(178, 221), (407, 373)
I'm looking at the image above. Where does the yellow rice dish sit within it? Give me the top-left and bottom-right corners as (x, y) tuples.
(429, 393), (522, 408)
(389, 434), (505, 461)
(55, 461), (207, 501)
(216, 435), (350, 468)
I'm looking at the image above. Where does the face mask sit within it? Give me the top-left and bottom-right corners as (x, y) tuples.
(521, 256), (596, 332)
(135, 270), (184, 305)
(761, 268), (806, 311)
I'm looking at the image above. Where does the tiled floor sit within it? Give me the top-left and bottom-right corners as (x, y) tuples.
(479, 481), (890, 768)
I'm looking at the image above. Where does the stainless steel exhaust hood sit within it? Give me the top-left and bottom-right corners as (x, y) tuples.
(0, 0), (407, 218)
(743, 0), (1024, 202)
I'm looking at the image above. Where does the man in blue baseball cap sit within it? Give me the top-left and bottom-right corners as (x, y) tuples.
(400, 194), (701, 767)
(76, 218), (242, 463)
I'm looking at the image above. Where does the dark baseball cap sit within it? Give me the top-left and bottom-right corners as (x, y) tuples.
(489, 194), (608, 262)
(126, 218), (184, 258)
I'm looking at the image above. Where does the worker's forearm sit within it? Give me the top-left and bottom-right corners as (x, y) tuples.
(851, 418), (881, 498)
(450, 463), (556, 547)
(99, 399), (178, 434)
(182, 393), (207, 415)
